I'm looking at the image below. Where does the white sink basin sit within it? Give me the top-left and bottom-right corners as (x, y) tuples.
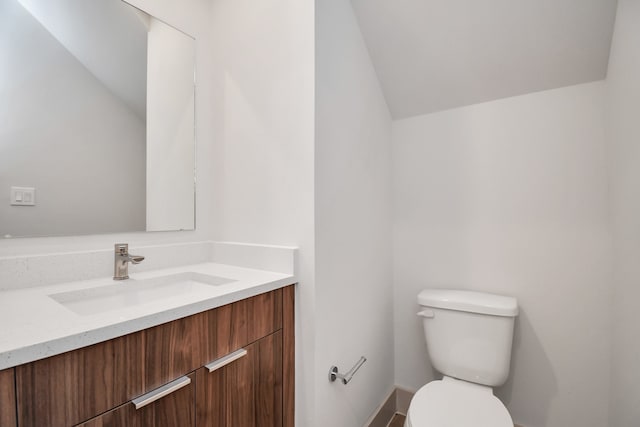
(49, 272), (236, 316)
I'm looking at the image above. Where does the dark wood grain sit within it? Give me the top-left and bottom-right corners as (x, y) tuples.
(141, 372), (196, 427)
(248, 289), (283, 343)
(16, 332), (145, 427)
(197, 340), (257, 427)
(283, 285), (295, 427)
(78, 372), (196, 427)
(196, 366), (224, 427)
(256, 331), (283, 427)
(226, 340), (256, 427)
(211, 299), (248, 360)
(198, 331), (285, 427)
(144, 313), (206, 390)
(0, 368), (17, 427)
(77, 401), (136, 427)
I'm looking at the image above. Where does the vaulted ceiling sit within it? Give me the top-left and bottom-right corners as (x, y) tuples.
(350, 0), (618, 119)
(17, 0), (149, 120)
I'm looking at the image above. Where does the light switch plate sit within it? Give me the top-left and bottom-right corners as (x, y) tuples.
(11, 186), (36, 206)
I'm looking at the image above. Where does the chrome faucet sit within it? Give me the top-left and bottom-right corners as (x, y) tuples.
(113, 243), (145, 280)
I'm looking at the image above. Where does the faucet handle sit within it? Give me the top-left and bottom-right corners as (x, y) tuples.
(130, 255), (145, 264)
(115, 243), (129, 255)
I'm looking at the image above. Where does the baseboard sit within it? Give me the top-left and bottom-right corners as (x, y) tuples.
(364, 388), (398, 427)
(394, 387), (413, 415)
(364, 386), (415, 427)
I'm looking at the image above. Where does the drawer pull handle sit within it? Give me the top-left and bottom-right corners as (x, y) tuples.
(205, 348), (248, 372)
(132, 376), (191, 409)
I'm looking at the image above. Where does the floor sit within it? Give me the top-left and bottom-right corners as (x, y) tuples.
(388, 413), (406, 427)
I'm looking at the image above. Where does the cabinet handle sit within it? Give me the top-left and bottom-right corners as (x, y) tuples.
(132, 376), (191, 409)
(204, 348), (248, 373)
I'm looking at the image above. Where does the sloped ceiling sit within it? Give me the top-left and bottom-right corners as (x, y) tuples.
(350, 0), (618, 119)
(17, 0), (148, 119)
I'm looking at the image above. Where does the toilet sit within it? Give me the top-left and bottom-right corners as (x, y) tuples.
(405, 289), (519, 427)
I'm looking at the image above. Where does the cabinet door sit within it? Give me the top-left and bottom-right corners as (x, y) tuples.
(77, 372), (196, 427)
(0, 368), (17, 427)
(197, 331), (283, 427)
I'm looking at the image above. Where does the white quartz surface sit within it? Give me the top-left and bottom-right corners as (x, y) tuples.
(0, 262), (295, 370)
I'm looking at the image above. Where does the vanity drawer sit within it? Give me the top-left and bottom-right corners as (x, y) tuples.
(141, 287), (283, 389)
(143, 311), (209, 391)
(16, 331), (146, 427)
(247, 289), (283, 343)
(14, 288), (284, 427)
(76, 372), (196, 427)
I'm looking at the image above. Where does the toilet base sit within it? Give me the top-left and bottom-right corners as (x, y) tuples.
(405, 378), (513, 427)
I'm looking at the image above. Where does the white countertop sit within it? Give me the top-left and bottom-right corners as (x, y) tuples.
(0, 262), (295, 370)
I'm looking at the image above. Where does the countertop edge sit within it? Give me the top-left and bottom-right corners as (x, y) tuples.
(0, 277), (296, 370)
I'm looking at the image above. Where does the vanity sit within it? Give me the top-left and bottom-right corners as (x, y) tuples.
(0, 1), (296, 425)
(0, 257), (296, 427)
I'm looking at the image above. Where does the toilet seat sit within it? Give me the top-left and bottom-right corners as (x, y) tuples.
(406, 377), (513, 427)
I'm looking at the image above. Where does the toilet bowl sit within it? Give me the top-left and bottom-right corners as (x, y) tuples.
(406, 289), (519, 427)
(404, 377), (513, 427)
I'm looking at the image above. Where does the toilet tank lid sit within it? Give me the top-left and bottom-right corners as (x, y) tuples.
(418, 289), (519, 317)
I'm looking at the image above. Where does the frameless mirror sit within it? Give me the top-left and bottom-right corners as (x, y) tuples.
(0, 0), (196, 238)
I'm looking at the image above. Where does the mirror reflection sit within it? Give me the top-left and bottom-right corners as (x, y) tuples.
(0, 0), (196, 238)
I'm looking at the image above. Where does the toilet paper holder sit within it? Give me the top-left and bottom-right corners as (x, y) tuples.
(328, 356), (367, 385)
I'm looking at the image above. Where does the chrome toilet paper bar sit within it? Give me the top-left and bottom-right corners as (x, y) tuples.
(328, 356), (367, 385)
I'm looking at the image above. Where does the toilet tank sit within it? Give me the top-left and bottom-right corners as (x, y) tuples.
(417, 289), (518, 387)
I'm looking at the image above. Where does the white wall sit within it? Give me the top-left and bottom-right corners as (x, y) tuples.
(146, 17), (195, 232)
(606, 1), (640, 426)
(392, 82), (611, 427)
(0, 0), (214, 256)
(0, 0), (145, 237)
(315, 0), (393, 426)
(206, 0), (315, 424)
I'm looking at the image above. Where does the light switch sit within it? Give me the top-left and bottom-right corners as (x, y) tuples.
(10, 186), (35, 206)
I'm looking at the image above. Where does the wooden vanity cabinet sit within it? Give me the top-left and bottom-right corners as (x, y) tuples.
(10, 285), (294, 427)
(197, 331), (283, 427)
(0, 368), (17, 427)
(78, 372), (196, 427)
